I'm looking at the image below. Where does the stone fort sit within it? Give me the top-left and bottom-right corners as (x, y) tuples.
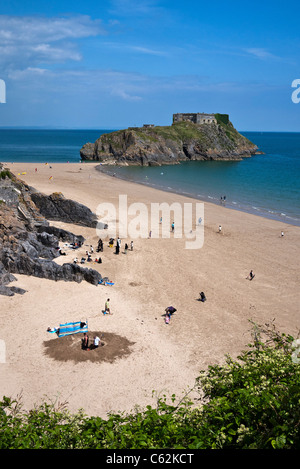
(173, 112), (217, 125)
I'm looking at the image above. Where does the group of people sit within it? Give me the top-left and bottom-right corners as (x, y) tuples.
(73, 243), (103, 265)
(114, 238), (133, 255)
(82, 333), (102, 351)
(72, 236), (135, 264)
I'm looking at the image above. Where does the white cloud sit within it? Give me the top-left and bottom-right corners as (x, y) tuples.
(103, 41), (167, 56)
(0, 15), (105, 44)
(0, 15), (106, 69)
(109, 0), (162, 16)
(244, 48), (279, 60)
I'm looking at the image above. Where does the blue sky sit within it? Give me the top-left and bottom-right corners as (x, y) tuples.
(0, 0), (299, 130)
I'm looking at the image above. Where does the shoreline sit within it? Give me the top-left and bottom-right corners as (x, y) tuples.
(4, 159), (300, 227)
(1, 161), (299, 418)
(96, 163), (300, 228)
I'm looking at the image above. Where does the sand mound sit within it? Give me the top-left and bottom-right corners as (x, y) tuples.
(44, 331), (135, 364)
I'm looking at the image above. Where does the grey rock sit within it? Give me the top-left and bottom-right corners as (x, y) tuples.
(30, 191), (99, 227)
(0, 171), (104, 296)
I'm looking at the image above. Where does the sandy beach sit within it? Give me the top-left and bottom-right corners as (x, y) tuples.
(1, 161), (299, 418)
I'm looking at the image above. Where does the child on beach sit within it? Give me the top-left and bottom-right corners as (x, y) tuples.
(104, 298), (112, 314)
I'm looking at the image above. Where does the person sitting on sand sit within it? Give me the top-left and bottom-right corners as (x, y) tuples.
(165, 312), (170, 324)
(93, 335), (101, 348)
(199, 292), (206, 302)
(247, 270), (255, 281)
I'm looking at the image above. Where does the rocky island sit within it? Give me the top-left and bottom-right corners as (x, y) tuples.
(80, 113), (258, 166)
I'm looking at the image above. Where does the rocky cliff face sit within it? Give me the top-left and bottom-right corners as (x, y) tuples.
(80, 118), (258, 166)
(0, 165), (103, 296)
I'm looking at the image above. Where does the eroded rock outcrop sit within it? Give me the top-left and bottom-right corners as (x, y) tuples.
(30, 190), (100, 228)
(0, 166), (102, 296)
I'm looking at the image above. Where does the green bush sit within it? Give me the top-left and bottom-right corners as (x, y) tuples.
(215, 113), (229, 125)
(0, 170), (12, 180)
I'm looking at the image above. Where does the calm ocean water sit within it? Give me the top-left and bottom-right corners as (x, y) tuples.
(0, 129), (299, 226)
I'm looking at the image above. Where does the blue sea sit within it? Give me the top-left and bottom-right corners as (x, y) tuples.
(0, 129), (299, 226)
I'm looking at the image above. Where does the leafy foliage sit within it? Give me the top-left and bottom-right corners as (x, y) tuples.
(1, 321), (299, 449)
(0, 170), (12, 180)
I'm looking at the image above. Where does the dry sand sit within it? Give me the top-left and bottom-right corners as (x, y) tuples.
(0, 161), (299, 418)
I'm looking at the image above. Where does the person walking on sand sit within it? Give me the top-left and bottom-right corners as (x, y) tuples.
(104, 298), (112, 314)
(247, 270), (255, 281)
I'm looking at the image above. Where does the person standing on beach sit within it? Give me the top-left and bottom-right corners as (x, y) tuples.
(82, 333), (89, 350)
